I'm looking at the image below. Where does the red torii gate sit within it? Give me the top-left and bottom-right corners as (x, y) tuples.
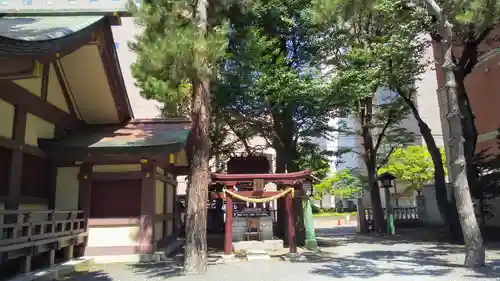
(210, 170), (316, 255)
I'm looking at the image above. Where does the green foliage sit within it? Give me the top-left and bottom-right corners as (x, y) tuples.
(314, 0), (423, 175)
(296, 142), (334, 180)
(213, 0), (342, 171)
(314, 169), (363, 199)
(129, 0), (230, 116)
(378, 146), (447, 192)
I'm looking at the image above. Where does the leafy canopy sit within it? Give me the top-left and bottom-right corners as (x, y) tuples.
(213, 0), (341, 171)
(314, 169), (363, 199)
(378, 145), (447, 192)
(129, 0), (230, 116)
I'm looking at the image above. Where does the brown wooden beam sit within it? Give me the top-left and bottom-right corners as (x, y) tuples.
(0, 81), (81, 131)
(47, 163), (57, 209)
(154, 213), (174, 221)
(0, 196), (49, 205)
(90, 171), (143, 181)
(98, 45), (128, 123)
(88, 218), (140, 227)
(40, 64), (49, 102)
(101, 21), (132, 122)
(53, 61), (79, 119)
(78, 163), (92, 230)
(209, 191), (299, 200)
(163, 175), (169, 237)
(0, 136), (46, 158)
(0, 57), (38, 80)
(138, 160), (155, 254)
(6, 106), (27, 210)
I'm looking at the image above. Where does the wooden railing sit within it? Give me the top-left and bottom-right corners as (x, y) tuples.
(364, 207), (419, 222)
(0, 210), (87, 252)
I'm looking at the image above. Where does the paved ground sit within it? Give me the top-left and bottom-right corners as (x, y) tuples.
(65, 218), (500, 281)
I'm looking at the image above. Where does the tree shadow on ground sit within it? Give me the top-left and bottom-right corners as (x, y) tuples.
(316, 226), (455, 247)
(127, 258), (184, 279)
(59, 269), (115, 281)
(311, 230), (500, 279)
(304, 247), (458, 278)
(127, 243), (224, 279)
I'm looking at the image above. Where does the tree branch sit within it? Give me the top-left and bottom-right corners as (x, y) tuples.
(374, 111), (394, 153)
(377, 146), (396, 170)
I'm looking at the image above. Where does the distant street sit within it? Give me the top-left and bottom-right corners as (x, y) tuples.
(314, 216), (358, 237)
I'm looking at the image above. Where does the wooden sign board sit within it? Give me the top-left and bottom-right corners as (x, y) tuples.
(253, 179), (264, 192)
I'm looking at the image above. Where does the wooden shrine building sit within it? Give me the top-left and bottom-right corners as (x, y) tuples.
(0, 14), (189, 276)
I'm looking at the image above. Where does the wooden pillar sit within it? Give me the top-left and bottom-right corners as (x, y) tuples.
(64, 245), (74, 260)
(285, 191), (297, 254)
(224, 190), (233, 255)
(47, 163), (57, 209)
(49, 249), (55, 266)
(6, 106), (27, 210)
(78, 164), (92, 227)
(20, 255), (31, 274)
(163, 169), (169, 238)
(139, 160), (156, 254)
(171, 170), (178, 235)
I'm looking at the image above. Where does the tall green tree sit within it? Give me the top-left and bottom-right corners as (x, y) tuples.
(422, 0), (492, 268)
(379, 146), (447, 194)
(315, 0), (491, 268)
(212, 0), (343, 242)
(214, 0), (338, 174)
(314, 0), (417, 232)
(315, 168), (364, 199)
(129, 0), (231, 273)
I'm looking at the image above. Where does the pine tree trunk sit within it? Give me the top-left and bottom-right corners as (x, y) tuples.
(184, 0), (211, 273)
(184, 78), (211, 274)
(431, 7), (485, 267)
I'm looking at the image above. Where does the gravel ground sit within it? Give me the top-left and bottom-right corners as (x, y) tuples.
(67, 235), (500, 281)
(63, 219), (500, 281)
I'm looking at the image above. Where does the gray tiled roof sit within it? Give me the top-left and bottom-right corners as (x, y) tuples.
(0, 15), (104, 56)
(0, 0), (132, 14)
(0, 16), (102, 41)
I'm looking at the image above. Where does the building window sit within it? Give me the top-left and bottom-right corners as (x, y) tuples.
(378, 89), (398, 105)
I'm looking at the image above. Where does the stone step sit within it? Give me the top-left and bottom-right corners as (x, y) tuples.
(232, 239), (283, 252)
(246, 250), (271, 261)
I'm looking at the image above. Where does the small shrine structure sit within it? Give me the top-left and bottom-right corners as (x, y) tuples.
(211, 170), (318, 255)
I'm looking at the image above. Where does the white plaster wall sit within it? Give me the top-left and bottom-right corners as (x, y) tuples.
(420, 185), (445, 225)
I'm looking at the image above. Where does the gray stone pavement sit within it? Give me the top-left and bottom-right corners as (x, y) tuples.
(66, 219), (500, 281)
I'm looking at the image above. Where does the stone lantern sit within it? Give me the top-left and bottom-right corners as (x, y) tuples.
(377, 172), (397, 235)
